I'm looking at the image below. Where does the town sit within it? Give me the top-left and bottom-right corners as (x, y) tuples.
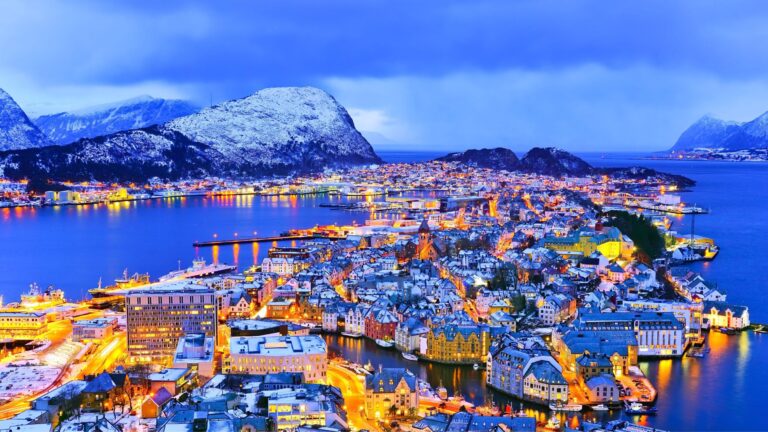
(0, 160), (751, 432)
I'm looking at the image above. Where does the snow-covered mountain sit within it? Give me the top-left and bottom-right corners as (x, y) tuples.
(33, 96), (199, 145)
(0, 88), (52, 151)
(671, 112), (768, 151)
(0, 87), (381, 182)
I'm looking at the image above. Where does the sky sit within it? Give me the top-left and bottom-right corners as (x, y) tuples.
(2, 0), (768, 152)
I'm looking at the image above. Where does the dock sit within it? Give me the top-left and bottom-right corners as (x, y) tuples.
(192, 234), (344, 247)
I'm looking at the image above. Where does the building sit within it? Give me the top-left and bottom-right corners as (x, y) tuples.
(575, 352), (614, 381)
(126, 286), (217, 364)
(423, 324), (490, 364)
(228, 335), (327, 382)
(586, 374), (620, 403)
(522, 361), (569, 404)
(395, 317), (429, 352)
(702, 301), (750, 329)
(72, 318), (116, 343)
(576, 312), (686, 357)
(173, 333), (216, 379)
(365, 368), (419, 419)
(148, 367), (197, 396)
(537, 294), (576, 326)
(265, 386), (348, 431)
(0, 311), (47, 340)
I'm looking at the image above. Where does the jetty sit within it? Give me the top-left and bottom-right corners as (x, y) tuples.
(192, 234), (345, 247)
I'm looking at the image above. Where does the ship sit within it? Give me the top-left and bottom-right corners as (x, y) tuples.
(88, 270), (151, 298)
(623, 401), (657, 415)
(549, 402), (583, 412)
(159, 258), (237, 281)
(20, 283), (65, 307)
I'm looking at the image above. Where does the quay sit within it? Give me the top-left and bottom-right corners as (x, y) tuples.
(192, 234), (344, 247)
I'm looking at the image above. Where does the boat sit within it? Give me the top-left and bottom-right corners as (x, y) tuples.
(624, 401), (657, 415)
(402, 352), (418, 361)
(88, 270), (151, 297)
(544, 415), (561, 430)
(341, 331), (363, 338)
(549, 402), (582, 412)
(437, 384), (449, 400)
(755, 326), (768, 334)
(364, 360), (375, 373)
(716, 327), (739, 335)
(375, 338), (395, 348)
(472, 363), (484, 370)
(591, 404), (609, 411)
(159, 258), (237, 281)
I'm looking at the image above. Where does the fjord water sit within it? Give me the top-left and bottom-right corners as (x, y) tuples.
(0, 151), (765, 430)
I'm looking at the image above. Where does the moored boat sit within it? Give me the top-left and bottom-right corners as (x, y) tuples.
(375, 338), (394, 348)
(544, 414), (561, 430)
(341, 331), (363, 338)
(549, 402), (582, 412)
(624, 401), (657, 415)
(402, 352), (418, 361)
(591, 404), (609, 411)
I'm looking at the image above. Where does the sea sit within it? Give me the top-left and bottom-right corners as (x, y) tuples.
(1, 150), (766, 430)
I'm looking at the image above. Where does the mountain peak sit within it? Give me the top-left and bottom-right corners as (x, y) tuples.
(671, 111), (768, 151)
(0, 87), (52, 151)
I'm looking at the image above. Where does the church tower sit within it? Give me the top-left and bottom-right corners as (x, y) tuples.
(417, 218), (434, 260)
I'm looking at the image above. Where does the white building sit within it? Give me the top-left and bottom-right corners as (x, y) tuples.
(228, 335), (327, 382)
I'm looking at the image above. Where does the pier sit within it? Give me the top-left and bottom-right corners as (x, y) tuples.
(192, 234), (344, 247)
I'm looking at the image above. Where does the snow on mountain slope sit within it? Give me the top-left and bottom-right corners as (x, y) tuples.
(0, 88), (52, 151)
(34, 96), (199, 145)
(0, 87), (381, 182)
(167, 86), (379, 167)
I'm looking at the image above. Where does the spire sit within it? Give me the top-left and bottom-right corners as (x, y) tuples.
(418, 218), (430, 234)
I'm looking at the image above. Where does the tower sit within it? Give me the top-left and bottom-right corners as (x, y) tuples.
(417, 218), (435, 260)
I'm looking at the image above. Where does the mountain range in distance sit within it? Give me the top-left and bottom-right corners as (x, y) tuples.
(0, 85), (694, 185)
(671, 111), (768, 152)
(436, 147), (694, 187)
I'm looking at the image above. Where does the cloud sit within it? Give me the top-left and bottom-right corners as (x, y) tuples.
(2, 0), (768, 150)
(328, 65), (768, 152)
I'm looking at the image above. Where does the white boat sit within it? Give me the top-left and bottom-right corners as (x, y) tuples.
(402, 352), (418, 361)
(549, 402), (582, 412)
(472, 363), (484, 370)
(364, 360), (375, 373)
(591, 404), (609, 411)
(341, 331), (363, 338)
(159, 258), (236, 281)
(375, 338), (395, 348)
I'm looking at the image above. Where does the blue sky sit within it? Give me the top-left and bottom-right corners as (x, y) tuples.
(2, 0), (768, 151)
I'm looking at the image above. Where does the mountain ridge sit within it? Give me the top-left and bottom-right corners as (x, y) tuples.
(433, 147), (694, 186)
(0, 86), (381, 182)
(34, 97), (199, 145)
(671, 111), (768, 151)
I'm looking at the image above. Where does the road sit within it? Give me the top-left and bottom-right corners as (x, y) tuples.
(327, 363), (379, 432)
(0, 329), (127, 420)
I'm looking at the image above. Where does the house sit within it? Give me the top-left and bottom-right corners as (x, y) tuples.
(522, 361), (569, 403)
(575, 352), (614, 380)
(395, 317), (429, 353)
(537, 294), (576, 326)
(364, 368), (419, 419)
(141, 386), (173, 418)
(80, 372), (118, 412)
(148, 368), (197, 396)
(585, 374), (619, 403)
(703, 301), (750, 329)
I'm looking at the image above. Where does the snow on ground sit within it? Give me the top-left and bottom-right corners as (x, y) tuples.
(0, 364), (60, 400)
